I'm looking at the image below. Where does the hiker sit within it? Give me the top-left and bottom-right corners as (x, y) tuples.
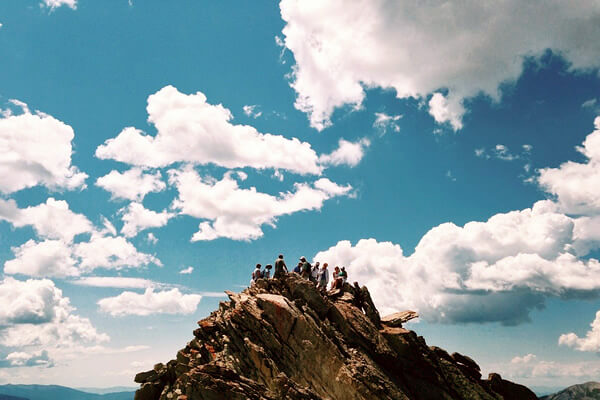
(339, 266), (348, 284)
(317, 263), (329, 291)
(251, 263), (262, 284)
(331, 266), (343, 290)
(311, 262), (320, 282)
(293, 262), (302, 274)
(299, 256), (311, 279)
(263, 264), (272, 279)
(273, 254), (288, 279)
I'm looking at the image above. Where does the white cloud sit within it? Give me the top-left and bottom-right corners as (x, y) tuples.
(146, 232), (158, 244)
(279, 0), (600, 130)
(42, 0), (77, 10)
(318, 138), (370, 167)
(73, 233), (161, 272)
(559, 311), (600, 352)
(314, 200), (600, 325)
(95, 86), (323, 175)
(582, 98), (598, 109)
(538, 117), (600, 215)
(4, 240), (78, 278)
(120, 202), (174, 238)
(97, 288), (201, 316)
(373, 112), (401, 134)
(0, 101), (87, 193)
(0, 197), (92, 242)
(0, 277), (109, 360)
(70, 277), (158, 289)
(179, 266), (193, 274)
(428, 93), (465, 131)
(4, 226), (161, 278)
(95, 168), (166, 201)
(511, 354), (537, 364)
(242, 105), (262, 118)
(169, 167), (352, 241)
(3, 350), (53, 368)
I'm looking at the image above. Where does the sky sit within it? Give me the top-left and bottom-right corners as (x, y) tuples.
(0, 0), (600, 391)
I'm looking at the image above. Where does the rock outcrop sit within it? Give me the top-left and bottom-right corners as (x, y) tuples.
(134, 274), (536, 400)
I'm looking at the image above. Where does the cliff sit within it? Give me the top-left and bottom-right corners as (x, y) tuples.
(133, 274), (537, 400)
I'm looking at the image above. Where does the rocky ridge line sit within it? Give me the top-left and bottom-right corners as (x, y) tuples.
(134, 274), (537, 400)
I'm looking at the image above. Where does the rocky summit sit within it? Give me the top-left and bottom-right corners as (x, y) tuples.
(133, 274), (537, 400)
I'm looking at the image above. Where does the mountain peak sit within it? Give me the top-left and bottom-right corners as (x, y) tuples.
(134, 274), (537, 399)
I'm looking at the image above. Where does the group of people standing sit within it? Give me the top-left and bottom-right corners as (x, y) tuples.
(251, 254), (348, 292)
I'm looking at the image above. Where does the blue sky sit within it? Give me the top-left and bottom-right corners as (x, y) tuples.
(1, 0), (600, 390)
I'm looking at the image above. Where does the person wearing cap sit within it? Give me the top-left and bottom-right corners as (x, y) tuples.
(263, 264), (272, 279)
(273, 254), (288, 279)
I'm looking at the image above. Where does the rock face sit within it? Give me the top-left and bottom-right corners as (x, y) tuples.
(540, 381), (600, 399)
(134, 274), (537, 400)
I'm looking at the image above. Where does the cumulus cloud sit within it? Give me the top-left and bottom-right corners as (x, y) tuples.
(97, 288), (202, 316)
(0, 197), (92, 242)
(42, 0), (77, 10)
(314, 200), (600, 324)
(0, 101), (87, 193)
(169, 167), (352, 241)
(4, 239), (79, 278)
(179, 266), (193, 274)
(120, 202), (174, 238)
(0, 277), (108, 358)
(538, 117), (600, 215)
(318, 138), (370, 167)
(373, 112), (401, 134)
(146, 232), (158, 244)
(4, 228), (160, 278)
(1, 350), (53, 368)
(96, 86), (322, 175)
(95, 168), (166, 201)
(73, 233), (161, 272)
(279, 0), (600, 130)
(559, 311), (600, 352)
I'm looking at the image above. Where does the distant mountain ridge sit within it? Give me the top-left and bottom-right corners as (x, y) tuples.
(540, 382), (600, 399)
(0, 385), (133, 400)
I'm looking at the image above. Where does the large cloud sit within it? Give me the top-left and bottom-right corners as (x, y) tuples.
(559, 311), (600, 352)
(279, 0), (600, 130)
(97, 288), (202, 316)
(0, 278), (108, 352)
(119, 202), (174, 238)
(96, 86), (323, 175)
(0, 198), (92, 242)
(169, 168), (352, 241)
(95, 168), (166, 202)
(539, 117), (600, 215)
(0, 101), (87, 193)
(315, 201), (600, 325)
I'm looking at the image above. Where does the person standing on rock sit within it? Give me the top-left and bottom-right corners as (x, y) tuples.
(293, 262), (302, 274)
(299, 256), (312, 279)
(273, 254), (288, 279)
(311, 262), (320, 282)
(251, 263), (262, 284)
(263, 264), (272, 279)
(317, 263), (329, 291)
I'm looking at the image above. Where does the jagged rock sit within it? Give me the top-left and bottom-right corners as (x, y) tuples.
(381, 310), (419, 327)
(134, 273), (537, 400)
